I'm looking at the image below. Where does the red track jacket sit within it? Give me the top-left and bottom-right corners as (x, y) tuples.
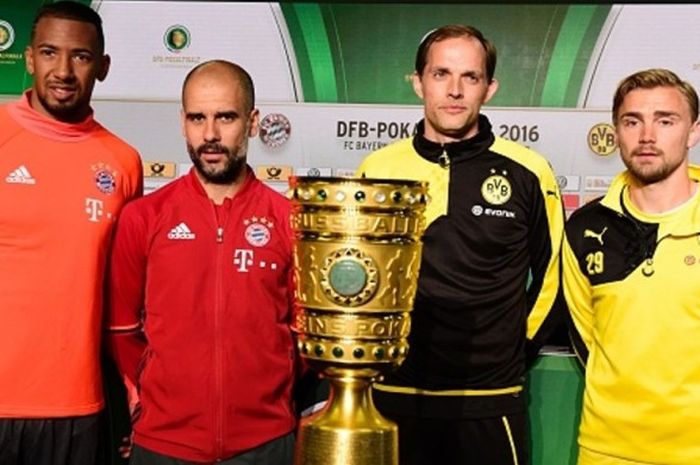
(107, 168), (297, 462)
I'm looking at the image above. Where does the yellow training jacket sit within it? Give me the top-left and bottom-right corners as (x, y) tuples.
(563, 166), (700, 464)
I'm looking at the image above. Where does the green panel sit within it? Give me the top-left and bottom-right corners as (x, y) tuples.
(0, 0), (41, 95)
(281, 3), (611, 107)
(541, 5), (600, 107)
(565, 5), (611, 106)
(280, 3), (315, 101)
(0, 0), (93, 96)
(527, 355), (584, 465)
(286, 3), (338, 102)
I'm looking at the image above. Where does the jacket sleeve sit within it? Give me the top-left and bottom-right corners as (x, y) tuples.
(524, 164), (566, 360)
(562, 232), (593, 365)
(105, 202), (148, 393)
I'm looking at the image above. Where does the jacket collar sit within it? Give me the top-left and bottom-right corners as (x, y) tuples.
(7, 91), (100, 141)
(412, 114), (495, 165)
(185, 164), (257, 202)
(600, 164), (700, 232)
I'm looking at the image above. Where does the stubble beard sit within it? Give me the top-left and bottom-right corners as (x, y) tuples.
(623, 147), (681, 185)
(36, 88), (87, 123)
(188, 142), (246, 185)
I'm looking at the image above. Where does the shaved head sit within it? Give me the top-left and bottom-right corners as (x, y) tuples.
(182, 60), (255, 113)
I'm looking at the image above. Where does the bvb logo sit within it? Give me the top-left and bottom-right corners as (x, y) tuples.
(481, 174), (511, 205)
(587, 123), (617, 156)
(0, 20), (15, 52)
(164, 25), (190, 53)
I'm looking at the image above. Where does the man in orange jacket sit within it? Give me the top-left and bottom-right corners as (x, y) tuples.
(0, 2), (142, 464)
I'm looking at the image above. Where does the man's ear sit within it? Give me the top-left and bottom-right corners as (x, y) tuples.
(97, 54), (111, 82)
(411, 72), (424, 101)
(687, 120), (700, 150)
(180, 108), (187, 138)
(482, 78), (499, 105)
(248, 108), (260, 138)
(25, 46), (35, 76)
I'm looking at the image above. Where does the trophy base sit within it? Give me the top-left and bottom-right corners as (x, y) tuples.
(295, 422), (397, 465)
(294, 372), (398, 465)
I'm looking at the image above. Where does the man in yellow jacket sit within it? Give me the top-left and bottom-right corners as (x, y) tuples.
(563, 68), (700, 465)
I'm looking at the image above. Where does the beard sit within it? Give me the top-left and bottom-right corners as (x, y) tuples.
(188, 141), (246, 185)
(36, 88), (88, 123)
(623, 147), (682, 185)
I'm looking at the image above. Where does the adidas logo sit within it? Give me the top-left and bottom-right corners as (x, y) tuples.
(5, 165), (36, 185)
(167, 222), (196, 240)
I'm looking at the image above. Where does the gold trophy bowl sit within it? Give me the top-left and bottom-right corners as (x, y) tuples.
(289, 176), (427, 465)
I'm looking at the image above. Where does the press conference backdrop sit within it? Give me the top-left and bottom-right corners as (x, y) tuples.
(2, 1), (699, 463)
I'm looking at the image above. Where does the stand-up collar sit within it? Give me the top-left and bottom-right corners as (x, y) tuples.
(600, 164), (700, 233)
(185, 164), (257, 202)
(412, 114), (495, 165)
(6, 91), (100, 141)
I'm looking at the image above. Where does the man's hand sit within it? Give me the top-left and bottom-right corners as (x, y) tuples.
(120, 376), (140, 459)
(118, 434), (133, 459)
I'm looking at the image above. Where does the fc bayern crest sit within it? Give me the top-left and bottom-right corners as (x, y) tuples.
(244, 217), (274, 247)
(95, 170), (116, 194)
(259, 113), (291, 148)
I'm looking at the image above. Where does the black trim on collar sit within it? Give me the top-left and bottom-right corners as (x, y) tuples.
(411, 115), (495, 165)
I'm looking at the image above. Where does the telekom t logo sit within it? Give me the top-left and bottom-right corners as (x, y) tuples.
(85, 198), (104, 222)
(233, 249), (254, 272)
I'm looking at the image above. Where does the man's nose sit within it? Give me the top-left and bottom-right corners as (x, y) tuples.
(447, 77), (463, 98)
(203, 119), (220, 142)
(54, 54), (75, 80)
(639, 123), (656, 144)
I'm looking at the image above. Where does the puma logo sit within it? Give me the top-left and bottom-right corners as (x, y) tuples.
(584, 227), (608, 246)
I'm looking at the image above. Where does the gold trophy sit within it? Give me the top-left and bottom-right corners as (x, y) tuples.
(289, 177), (427, 465)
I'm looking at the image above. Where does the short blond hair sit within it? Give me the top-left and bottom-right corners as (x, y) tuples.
(613, 68), (698, 123)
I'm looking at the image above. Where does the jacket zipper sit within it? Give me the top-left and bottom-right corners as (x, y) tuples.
(642, 231), (700, 277)
(437, 148), (450, 168)
(617, 208), (700, 277)
(212, 202), (226, 459)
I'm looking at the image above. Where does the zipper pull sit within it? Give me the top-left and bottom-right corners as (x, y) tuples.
(216, 227), (223, 243)
(437, 149), (450, 168)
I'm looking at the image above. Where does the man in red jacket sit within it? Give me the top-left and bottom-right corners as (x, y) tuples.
(106, 60), (298, 464)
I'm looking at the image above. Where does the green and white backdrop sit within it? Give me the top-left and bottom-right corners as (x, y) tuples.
(2, 2), (699, 464)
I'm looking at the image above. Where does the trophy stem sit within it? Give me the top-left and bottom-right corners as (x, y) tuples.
(294, 370), (397, 465)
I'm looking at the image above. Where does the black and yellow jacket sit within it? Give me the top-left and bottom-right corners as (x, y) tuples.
(564, 167), (700, 464)
(357, 116), (564, 418)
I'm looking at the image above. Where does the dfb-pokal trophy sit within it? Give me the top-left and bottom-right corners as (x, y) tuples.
(289, 176), (428, 465)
